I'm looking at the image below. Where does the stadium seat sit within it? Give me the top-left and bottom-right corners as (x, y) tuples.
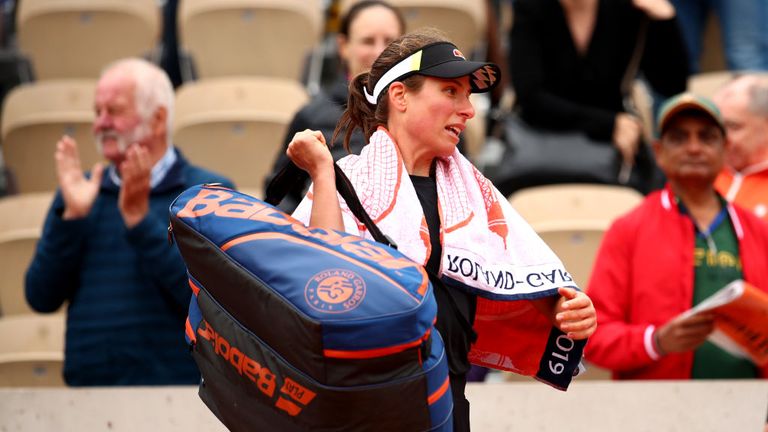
(0, 313), (65, 387)
(531, 221), (609, 295)
(339, 0), (487, 54)
(688, 71), (768, 100)
(461, 93), (489, 162)
(509, 183), (643, 226)
(236, 188), (263, 200)
(508, 184), (643, 289)
(0, 192), (53, 316)
(16, 0), (160, 79)
(688, 71), (734, 99)
(178, 0), (324, 81)
(173, 76), (309, 191)
(1, 80), (99, 193)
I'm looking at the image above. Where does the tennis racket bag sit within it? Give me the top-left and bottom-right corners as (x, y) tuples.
(169, 183), (453, 432)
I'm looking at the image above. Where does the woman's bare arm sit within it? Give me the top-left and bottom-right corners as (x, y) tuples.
(286, 130), (344, 231)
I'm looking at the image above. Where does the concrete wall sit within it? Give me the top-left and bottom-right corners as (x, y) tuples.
(1, 380), (766, 431)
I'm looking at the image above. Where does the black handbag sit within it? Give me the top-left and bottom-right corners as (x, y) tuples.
(482, 114), (626, 194)
(482, 17), (658, 196)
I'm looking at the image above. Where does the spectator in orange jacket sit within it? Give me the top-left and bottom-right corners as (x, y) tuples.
(713, 74), (768, 223)
(586, 93), (768, 379)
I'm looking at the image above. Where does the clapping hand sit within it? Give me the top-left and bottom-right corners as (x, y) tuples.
(118, 144), (152, 229)
(55, 135), (104, 220)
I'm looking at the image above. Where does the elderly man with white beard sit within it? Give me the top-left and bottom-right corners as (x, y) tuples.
(25, 58), (233, 386)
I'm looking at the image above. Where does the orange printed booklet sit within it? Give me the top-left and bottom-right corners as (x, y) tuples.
(682, 280), (768, 366)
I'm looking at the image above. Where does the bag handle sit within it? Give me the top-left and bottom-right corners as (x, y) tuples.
(620, 16), (649, 101)
(617, 15), (650, 184)
(264, 159), (308, 207)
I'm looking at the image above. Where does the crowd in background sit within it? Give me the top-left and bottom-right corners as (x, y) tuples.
(0, 0), (766, 429)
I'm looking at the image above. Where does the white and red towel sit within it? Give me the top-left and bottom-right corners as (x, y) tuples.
(293, 127), (583, 388)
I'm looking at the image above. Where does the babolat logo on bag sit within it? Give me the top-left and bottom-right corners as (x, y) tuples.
(169, 185), (453, 432)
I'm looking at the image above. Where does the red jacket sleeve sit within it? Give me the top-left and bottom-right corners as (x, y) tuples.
(737, 208), (768, 378)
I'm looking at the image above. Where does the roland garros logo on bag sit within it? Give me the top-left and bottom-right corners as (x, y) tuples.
(306, 269), (367, 313)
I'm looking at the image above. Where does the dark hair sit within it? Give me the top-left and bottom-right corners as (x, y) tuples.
(333, 28), (449, 152)
(338, 1), (405, 38)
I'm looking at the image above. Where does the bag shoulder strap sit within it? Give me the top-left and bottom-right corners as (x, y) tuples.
(330, 163), (477, 343)
(621, 16), (649, 99)
(332, 163), (399, 249)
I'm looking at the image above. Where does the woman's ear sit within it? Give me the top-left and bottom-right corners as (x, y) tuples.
(337, 34), (349, 63)
(388, 82), (407, 112)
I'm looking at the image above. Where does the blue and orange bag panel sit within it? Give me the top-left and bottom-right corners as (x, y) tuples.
(170, 185), (453, 431)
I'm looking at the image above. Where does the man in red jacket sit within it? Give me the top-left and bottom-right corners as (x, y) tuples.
(586, 92), (768, 379)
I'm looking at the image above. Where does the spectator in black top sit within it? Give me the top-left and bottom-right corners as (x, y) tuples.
(509, 0), (689, 193)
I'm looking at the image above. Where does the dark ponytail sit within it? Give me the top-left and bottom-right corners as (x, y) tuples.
(333, 72), (384, 152)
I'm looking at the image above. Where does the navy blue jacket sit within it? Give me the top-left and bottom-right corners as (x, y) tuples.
(26, 149), (234, 386)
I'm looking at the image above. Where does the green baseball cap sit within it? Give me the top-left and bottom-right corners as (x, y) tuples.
(656, 92), (725, 137)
